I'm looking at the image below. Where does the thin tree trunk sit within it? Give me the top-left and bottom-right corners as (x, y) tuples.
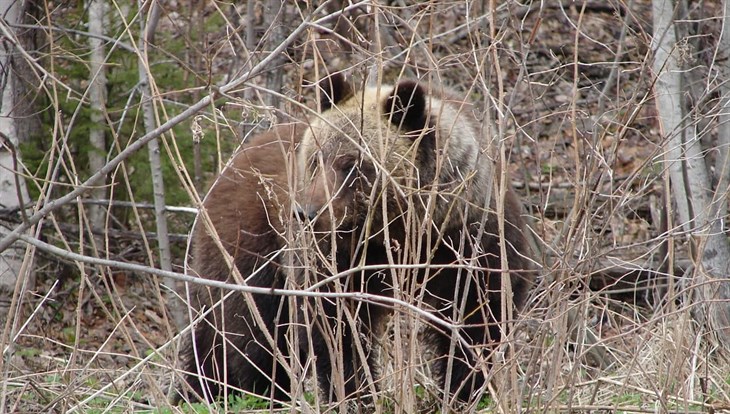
(138, 1), (171, 273)
(652, 0), (730, 345)
(137, 0), (178, 325)
(0, 0), (30, 303)
(87, 0), (108, 242)
(714, 3), (730, 219)
(238, 0), (256, 143)
(264, 0), (285, 109)
(652, 0), (692, 230)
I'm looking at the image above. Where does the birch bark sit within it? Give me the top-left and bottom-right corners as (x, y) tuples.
(87, 0), (108, 239)
(652, 0), (730, 345)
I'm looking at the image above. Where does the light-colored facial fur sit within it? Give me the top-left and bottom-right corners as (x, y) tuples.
(297, 79), (496, 236)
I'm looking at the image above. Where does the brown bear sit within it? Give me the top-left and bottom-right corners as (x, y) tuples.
(177, 123), (303, 403)
(177, 74), (533, 405)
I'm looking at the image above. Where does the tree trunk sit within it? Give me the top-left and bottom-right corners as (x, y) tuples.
(652, 0), (730, 345)
(264, 0), (285, 109)
(0, 0), (32, 325)
(87, 0), (108, 242)
(137, 0), (177, 325)
(0, 1), (35, 407)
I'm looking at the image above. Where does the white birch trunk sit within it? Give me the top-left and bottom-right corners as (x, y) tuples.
(0, 0), (31, 323)
(653, 0), (730, 345)
(87, 0), (108, 239)
(652, 0), (692, 229)
(137, 0), (177, 324)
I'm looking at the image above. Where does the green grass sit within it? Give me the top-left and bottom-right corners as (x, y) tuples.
(168, 394), (272, 414)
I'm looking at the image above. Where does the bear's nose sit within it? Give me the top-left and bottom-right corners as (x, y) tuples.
(294, 206), (318, 222)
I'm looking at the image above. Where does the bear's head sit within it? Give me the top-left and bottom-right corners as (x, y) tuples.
(296, 73), (493, 243)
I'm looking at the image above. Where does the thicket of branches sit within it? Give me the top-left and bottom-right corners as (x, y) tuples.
(1, 0), (729, 413)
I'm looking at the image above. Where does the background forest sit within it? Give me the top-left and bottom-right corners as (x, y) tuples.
(1, 0), (730, 413)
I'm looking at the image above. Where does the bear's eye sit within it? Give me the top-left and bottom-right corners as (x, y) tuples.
(334, 155), (376, 190)
(334, 155), (357, 173)
(333, 155), (360, 188)
(306, 152), (323, 175)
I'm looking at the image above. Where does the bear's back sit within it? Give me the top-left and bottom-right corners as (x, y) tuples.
(190, 123), (302, 284)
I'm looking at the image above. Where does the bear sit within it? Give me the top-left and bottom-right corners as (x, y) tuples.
(177, 74), (534, 406)
(177, 123), (303, 403)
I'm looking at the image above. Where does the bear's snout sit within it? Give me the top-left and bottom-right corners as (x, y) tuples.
(296, 164), (337, 224)
(294, 205), (319, 222)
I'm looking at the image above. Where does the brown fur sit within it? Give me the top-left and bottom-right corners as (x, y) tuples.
(178, 124), (302, 403)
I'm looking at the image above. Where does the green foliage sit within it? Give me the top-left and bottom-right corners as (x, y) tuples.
(612, 392), (643, 406)
(477, 393), (494, 410)
(16, 347), (41, 358)
(541, 162), (555, 174)
(61, 326), (76, 343)
(169, 394), (271, 414)
(22, 3), (239, 224)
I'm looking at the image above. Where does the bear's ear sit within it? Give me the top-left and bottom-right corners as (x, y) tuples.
(318, 72), (353, 112)
(384, 80), (428, 132)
